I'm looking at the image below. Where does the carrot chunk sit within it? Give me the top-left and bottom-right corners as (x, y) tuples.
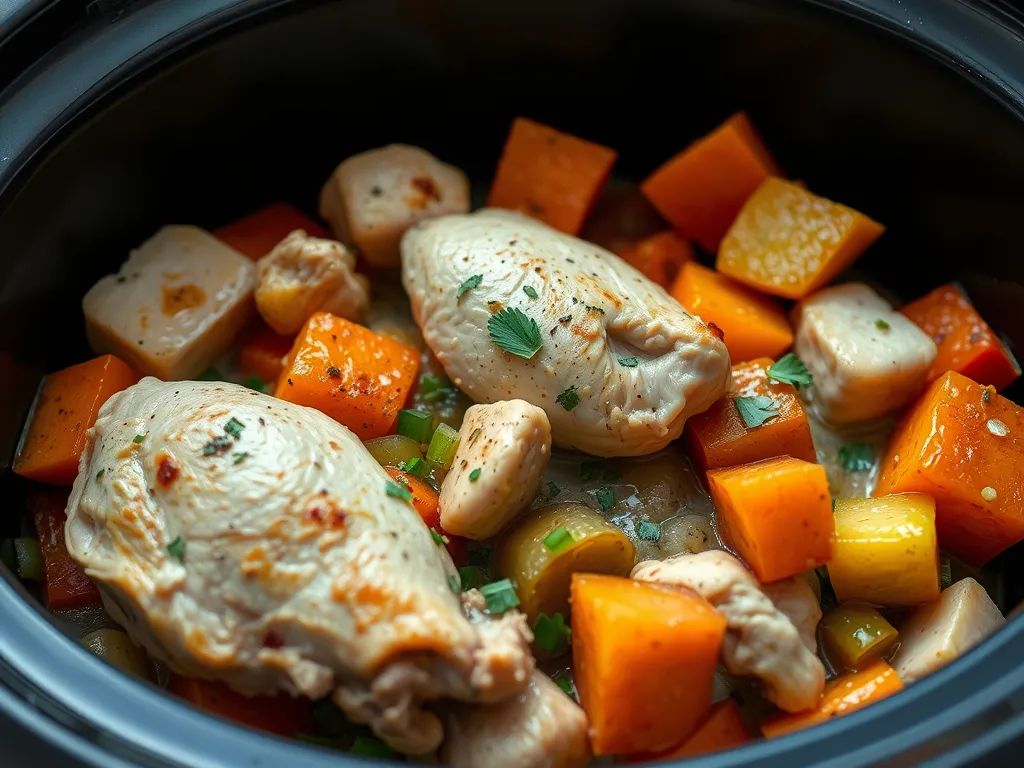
(384, 466), (440, 529)
(275, 312), (420, 440)
(614, 231), (695, 288)
(571, 573), (727, 756)
(487, 118), (617, 235)
(29, 489), (101, 611)
(641, 112), (779, 252)
(14, 355), (140, 485)
(238, 322), (294, 384)
(875, 371), (1024, 566)
(686, 357), (816, 471)
(707, 456), (834, 582)
(717, 178), (885, 299)
(900, 283), (1020, 392)
(670, 262), (793, 363)
(167, 675), (312, 737)
(760, 659), (903, 738)
(214, 202), (329, 261)
(628, 698), (753, 762)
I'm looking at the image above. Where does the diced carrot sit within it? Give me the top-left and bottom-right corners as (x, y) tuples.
(275, 312), (420, 440)
(760, 659), (903, 738)
(29, 489), (101, 611)
(900, 283), (1020, 392)
(487, 118), (617, 235)
(627, 699), (753, 762)
(641, 112), (780, 252)
(14, 355), (140, 485)
(167, 675), (312, 737)
(238, 322), (294, 384)
(717, 178), (885, 300)
(384, 467), (440, 529)
(875, 371), (1024, 566)
(614, 231), (696, 288)
(670, 262), (793, 363)
(686, 357), (816, 471)
(707, 456), (834, 583)
(571, 573), (727, 756)
(214, 202), (329, 261)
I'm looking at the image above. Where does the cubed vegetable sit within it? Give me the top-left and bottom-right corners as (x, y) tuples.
(80, 629), (151, 680)
(29, 489), (101, 611)
(901, 282), (1020, 392)
(397, 409), (434, 444)
(614, 231), (695, 288)
(627, 699), (752, 762)
(820, 603), (899, 671)
(384, 466), (440, 530)
(214, 202), (329, 260)
(237, 322), (294, 384)
(363, 435), (423, 469)
(707, 456), (834, 582)
(83, 226), (257, 380)
(425, 422), (461, 469)
(14, 355), (139, 485)
(167, 675), (312, 737)
(760, 659), (903, 738)
(495, 503), (636, 626)
(487, 118), (617, 235)
(685, 357), (816, 471)
(828, 494), (940, 607)
(875, 371), (1024, 565)
(14, 539), (43, 581)
(275, 312), (420, 439)
(641, 112), (780, 252)
(571, 573), (727, 755)
(670, 262), (793, 363)
(717, 178), (885, 299)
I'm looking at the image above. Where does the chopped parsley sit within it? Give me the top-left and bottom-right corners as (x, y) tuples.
(547, 481), (562, 497)
(553, 674), (575, 696)
(838, 443), (874, 473)
(232, 452), (249, 465)
(543, 527), (574, 553)
(202, 436), (233, 456)
(469, 467), (482, 482)
(223, 418), (245, 439)
(556, 386), (580, 411)
(480, 578), (520, 615)
(95, 469), (105, 480)
(593, 487), (615, 512)
(430, 528), (446, 546)
(456, 274), (483, 299)
(132, 433), (146, 444)
(488, 307), (543, 360)
(523, 285), (538, 299)
(245, 375), (270, 394)
(167, 536), (185, 561)
(767, 353), (813, 390)
(636, 520), (662, 542)
(876, 318), (891, 331)
(385, 480), (414, 501)
(734, 395), (779, 428)
(618, 357), (639, 368)
(533, 613), (571, 654)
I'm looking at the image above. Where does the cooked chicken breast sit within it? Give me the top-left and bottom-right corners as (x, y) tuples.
(440, 400), (552, 540)
(794, 283), (937, 425)
(763, 575), (822, 654)
(892, 577), (1004, 684)
(441, 670), (591, 768)
(632, 550), (825, 712)
(255, 229), (370, 335)
(64, 379), (533, 754)
(319, 144), (470, 267)
(401, 209), (731, 457)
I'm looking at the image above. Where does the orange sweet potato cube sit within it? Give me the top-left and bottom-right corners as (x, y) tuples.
(627, 699), (752, 762)
(274, 312), (420, 439)
(686, 357), (816, 471)
(214, 202), (329, 261)
(875, 371), (1024, 565)
(614, 231), (695, 288)
(707, 456), (834, 582)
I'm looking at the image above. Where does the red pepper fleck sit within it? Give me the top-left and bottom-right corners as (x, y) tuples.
(412, 176), (441, 201)
(156, 454), (180, 487)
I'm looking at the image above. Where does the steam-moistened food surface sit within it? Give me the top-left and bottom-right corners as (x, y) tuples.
(6, 116), (1020, 765)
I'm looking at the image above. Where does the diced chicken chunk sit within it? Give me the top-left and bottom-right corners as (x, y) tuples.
(892, 577), (1004, 684)
(632, 550), (825, 712)
(402, 209), (731, 457)
(763, 575), (822, 654)
(441, 670), (591, 768)
(254, 229), (370, 335)
(319, 144), (470, 267)
(794, 283), (937, 425)
(82, 226), (256, 380)
(440, 400), (552, 540)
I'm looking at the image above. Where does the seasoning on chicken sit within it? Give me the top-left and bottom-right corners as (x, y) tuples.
(254, 229), (370, 335)
(64, 379), (533, 755)
(82, 226), (256, 380)
(319, 144), (470, 268)
(401, 209), (731, 457)
(632, 550), (825, 712)
(439, 400), (552, 540)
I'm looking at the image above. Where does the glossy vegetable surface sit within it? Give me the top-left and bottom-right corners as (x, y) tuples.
(614, 230), (695, 288)
(364, 435), (423, 469)
(80, 628), (151, 680)
(168, 675), (313, 737)
(629, 699), (752, 762)
(238, 322), (294, 384)
(214, 202), (329, 260)
(13, 538), (43, 581)
(820, 603), (899, 671)
(29, 489), (100, 611)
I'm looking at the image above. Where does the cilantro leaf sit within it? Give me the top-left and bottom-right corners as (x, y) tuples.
(556, 386), (580, 411)
(553, 674), (576, 696)
(456, 274), (483, 299)
(734, 395), (779, 429)
(766, 353), (813, 390)
(224, 418), (245, 439)
(838, 443), (874, 472)
(533, 613), (571, 654)
(636, 520), (661, 542)
(618, 357), (639, 368)
(876, 318), (891, 331)
(523, 285), (538, 299)
(469, 467), (482, 482)
(488, 307), (543, 360)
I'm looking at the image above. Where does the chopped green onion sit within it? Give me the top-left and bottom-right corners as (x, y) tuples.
(350, 736), (394, 758)
(618, 357), (639, 368)
(132, 433), (146, 444)
(838, 443), (874, 473)
(402, 457), (428, 478)
(419, 374), (455, 403)
(245, 375), (270, 394)
(553, 674), (575, 696)
(13, 538), (42, 581)
(397, 409), (434, 444)
(458, 565), (488, 591)
(543, 527), (575, 553)
(593, 487), (615, 512)
(430, 528), (446, 546)
(469, 467), (482, 482)
(636, 520), (661, 542)
(224, 418), (245, 439)
(385, 481), (414, 502)
(876, 318), (891, 331)
(167, 536), (185, 561)
(480, 578), (519, 615)
(533, 613), (571, 654)
(426, 423), (461, 470)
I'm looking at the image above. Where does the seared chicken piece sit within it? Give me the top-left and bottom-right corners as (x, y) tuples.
(319, 144), (470, 267)
(632, 550), (825, 712)
(763, 576), (823, 654)
(440, 400), (552, 540)
(83, 226), (256, 380)
(794, 283), (937, 425)
(64, 379), (533, 754)
(441, 670), (591, 768)
(892, 577), (1004, 684)
(401, 209), (731, 457)
(255, 229), (370, 335)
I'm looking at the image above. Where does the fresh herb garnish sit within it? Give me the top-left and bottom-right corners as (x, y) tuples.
(469, 467), (482, 482)
(556, 386), (580, 411)
(245, 375), (270, 394)
(875, 318), (891, 331)
(488, 307), (543, 359)
(636, 520), (662, 542)
(543, 527), (574, 553)
(132, 433), (146, 444)
(533, 613), (571, 654)
(202, 436), (233, 456)
(224, 418), (245, 439)
(553, 674), (575, 696)
(167, 536), (185, 561)
(95, 469), (105, 480)
(547, 481), (562, 497)
(458, 565), (488, 591)
(480, 578), (520, 615)
(767, 353), (813, 390)
(385, 480), (414, 501)
(456, 274), (483, 299)
(734, 395), (779, 428)
(397, 409), (434, 444)
(232, 452), (249, 465)
(419, 374), (456, 403)
(430, 528), (446, 546)
(593, 487), (615, 512)
(618, 357), (639, 368)
(838, 443), (874, 473)
(403, 457), (428, 477)
(523, 285), (538, 299)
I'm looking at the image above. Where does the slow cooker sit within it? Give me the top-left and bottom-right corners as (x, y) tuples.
(2, 0), (1024, 765)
